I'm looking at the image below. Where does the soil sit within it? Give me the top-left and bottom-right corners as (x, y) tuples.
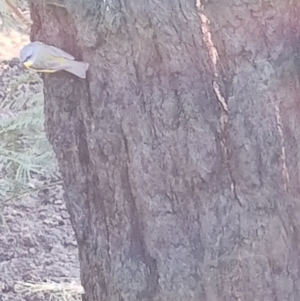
(0, 30), (81, 301)
(0, 183), (80, 301)
(0, 29), (29, 61)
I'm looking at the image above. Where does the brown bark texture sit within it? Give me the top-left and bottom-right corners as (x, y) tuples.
(30, 0), (300, 300)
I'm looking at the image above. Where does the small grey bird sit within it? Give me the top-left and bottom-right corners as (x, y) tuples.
(19, 41), (89, 79)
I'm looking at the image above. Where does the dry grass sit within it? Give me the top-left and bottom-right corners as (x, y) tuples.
(15, 279), (84, 301)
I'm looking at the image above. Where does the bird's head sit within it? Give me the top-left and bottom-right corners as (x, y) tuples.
(19, 44), (34, 67)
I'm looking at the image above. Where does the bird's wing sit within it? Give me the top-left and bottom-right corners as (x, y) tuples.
(33, 42), (75, 60)
(49, 45), (75, 60)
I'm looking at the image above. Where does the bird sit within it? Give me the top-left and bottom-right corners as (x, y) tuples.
(19, 41), (89, 79)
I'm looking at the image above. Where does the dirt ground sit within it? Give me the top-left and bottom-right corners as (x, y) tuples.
(0, 29), (29, 61)
(0, 30), (82, 301)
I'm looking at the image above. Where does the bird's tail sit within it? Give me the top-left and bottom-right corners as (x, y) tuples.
(65, 60), (89, 79)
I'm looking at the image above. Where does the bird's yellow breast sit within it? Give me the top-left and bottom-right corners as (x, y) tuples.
(23, 60), (57, 73)
(23, 61), (34, 68)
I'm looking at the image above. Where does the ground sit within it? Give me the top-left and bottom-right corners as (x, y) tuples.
(0, 29), (82, 301)
(0, 29), (29, 61)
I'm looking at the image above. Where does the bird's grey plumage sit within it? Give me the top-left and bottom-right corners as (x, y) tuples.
(20, 44), (34, 63)
(19, 42), (89, 79)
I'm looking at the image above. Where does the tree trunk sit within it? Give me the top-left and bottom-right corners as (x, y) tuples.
(30, 0), (300, 300)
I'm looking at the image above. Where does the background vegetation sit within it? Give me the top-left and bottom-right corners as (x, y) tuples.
(0, 0), (59, 209)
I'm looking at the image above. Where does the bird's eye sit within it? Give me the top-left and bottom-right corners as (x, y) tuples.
(23, 55), (31, 62)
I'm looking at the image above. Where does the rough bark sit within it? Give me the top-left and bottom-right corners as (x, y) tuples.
(30, 0), (300, 300)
